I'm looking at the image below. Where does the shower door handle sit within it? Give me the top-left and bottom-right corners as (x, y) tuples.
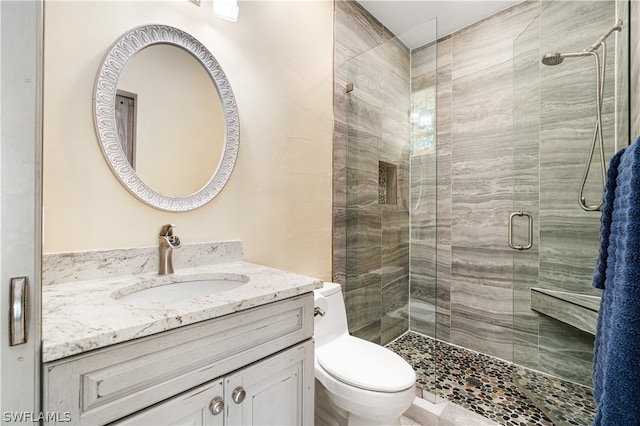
(508, 212), (533, 251)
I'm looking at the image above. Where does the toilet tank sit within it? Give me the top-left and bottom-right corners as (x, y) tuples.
(314, 282), (349, 347)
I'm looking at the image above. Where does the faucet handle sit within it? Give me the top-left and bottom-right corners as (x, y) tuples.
(159, 224), (177, 237)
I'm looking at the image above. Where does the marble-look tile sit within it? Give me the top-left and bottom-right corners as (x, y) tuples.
(450, 246), (514, 360)
(334, 0), (413, 344)
(434, 36), (453, 343)
(513, 251), (540, 369)
(333, 131), (348, 213)
(382, 106), (411, 163)
(334, 63), (348, 127)
(346, 129), (383, 175)
(346, 207), (381, 249)
(346, 127), (382, 175)
(451, 75), (514, 160)
(410, 42), (436, 93)
(409, 242), (436, 296)
(332, 0), (623, 405)
(450, 316), (513, 362)
(538, 316), (595, 387)
(435, 238), (452, 341)
(345, 244), (381, 292)
(435, 37), (452, 138)
(513, 334), (539, 372)
(451, 210), (512, 250)
(395, 162), (411, 211)
(451, 1), (540, 81)
(332, 207), (347, 285)
(382, 209), (409, 245)
(615, 0), (629, 147)
(511, 1), (619, 387)
(334, 0), (383, 67)
(382, 38), (410, 107)
(43, 241), (243, 286)
(632, 2), (640, 138)
(538, 214), (599, 284)
(451, 246), (514, 290)
(346, 167), (378, 209)
(346, 48), (384, 112)
(382, 243), (409, 286)
(381, 275), (409, 344)
(351, 319), (381, 344)
(539, 0), (614, 59)
(409, 299), (436, 338)
(345, 281), (382, 335)
(530, 288), (598, 335)
(447, 9), (538, 321)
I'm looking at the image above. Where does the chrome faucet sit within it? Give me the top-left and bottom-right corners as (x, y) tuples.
(158, 224), (181, 275)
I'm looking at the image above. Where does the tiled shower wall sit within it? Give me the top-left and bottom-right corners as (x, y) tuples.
(430, 2), (542, 361)
(334, 0), (633, 377)
(633, 3), (640, 137)
(333, 0), (411, 344)
(513, 1), (621, 386)
(333, 0), (541, 351)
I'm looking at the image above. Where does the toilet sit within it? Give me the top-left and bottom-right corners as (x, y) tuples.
(313, 282), (416, 426)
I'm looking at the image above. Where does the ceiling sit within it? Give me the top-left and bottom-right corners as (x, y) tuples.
(357, 0), (524, 49)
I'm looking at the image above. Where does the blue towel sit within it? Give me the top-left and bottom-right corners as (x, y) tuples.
(592, 147), (625, 290)
(591, 136), (640, 426)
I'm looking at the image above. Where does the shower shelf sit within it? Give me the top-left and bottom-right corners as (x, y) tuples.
(530, 288), (601, 335)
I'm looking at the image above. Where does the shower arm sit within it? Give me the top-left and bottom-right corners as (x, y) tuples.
(587, 19), (623, 52)
(578, 42), (607, 212)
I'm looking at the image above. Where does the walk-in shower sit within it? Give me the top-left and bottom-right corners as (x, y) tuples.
(512, 2), (629, 424)
(334, 0), (630, 425)
(541, 20), (623, 211)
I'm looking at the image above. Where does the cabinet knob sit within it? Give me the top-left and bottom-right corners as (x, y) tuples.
(232, 386), (246, 404)
(209, 396), (224, 415)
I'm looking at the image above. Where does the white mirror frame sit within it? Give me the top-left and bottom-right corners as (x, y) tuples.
(93, 24), (239, 212)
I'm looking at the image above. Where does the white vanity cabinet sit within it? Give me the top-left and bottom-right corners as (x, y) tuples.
(42, 294), (314, 425)
(116, 341), (312, 425)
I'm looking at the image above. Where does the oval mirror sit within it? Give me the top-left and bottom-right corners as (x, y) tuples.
(93, 25), (239, 212)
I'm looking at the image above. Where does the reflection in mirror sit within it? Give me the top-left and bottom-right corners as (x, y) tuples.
(94, 25), (239, 212)
(117, 45), (224, 197)
(115, 90), (137, 167)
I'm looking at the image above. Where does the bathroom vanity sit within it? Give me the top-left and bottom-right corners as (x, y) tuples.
(38, 20), (322, 425)
(41, 241), (320, 425)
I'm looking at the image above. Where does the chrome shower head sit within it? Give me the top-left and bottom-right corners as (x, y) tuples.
(542, 20), (623, 66)
(541, 53), (564, 66)
(542, 50), (593, 66)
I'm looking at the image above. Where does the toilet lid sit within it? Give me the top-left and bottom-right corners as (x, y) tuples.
(316, 336), (416, 392)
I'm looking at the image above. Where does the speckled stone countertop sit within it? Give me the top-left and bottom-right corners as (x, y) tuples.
(42, 241), (322, 363)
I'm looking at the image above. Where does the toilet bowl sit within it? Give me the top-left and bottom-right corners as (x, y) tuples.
(313, 282), (416, 426)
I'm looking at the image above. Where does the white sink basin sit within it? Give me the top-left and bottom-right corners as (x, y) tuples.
(115, 275), (249, 304)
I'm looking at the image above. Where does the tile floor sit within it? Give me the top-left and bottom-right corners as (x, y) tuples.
(386, 332), (596, 426)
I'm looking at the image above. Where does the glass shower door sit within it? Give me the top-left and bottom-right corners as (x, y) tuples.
(338, 16), (438, 402)
(512, 1), (629, 424)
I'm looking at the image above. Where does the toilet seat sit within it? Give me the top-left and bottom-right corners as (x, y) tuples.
(316, 335), (415, 393)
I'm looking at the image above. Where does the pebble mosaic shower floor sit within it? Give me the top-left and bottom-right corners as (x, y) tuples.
(386, 332), (596, 426)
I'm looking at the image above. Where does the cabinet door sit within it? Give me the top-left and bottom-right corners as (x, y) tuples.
(115, 379), (225, 426)
(225, 340), (314, 426)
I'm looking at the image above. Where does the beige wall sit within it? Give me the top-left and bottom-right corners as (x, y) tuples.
(43, 0), (334, 280)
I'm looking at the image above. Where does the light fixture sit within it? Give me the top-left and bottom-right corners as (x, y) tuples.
(213, 0), (239, 22)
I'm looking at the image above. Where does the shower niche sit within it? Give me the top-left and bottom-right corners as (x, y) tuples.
(378, 161), (397, 205)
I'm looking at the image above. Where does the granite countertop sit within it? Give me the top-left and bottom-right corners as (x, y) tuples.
(42, 242), (322, 363)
